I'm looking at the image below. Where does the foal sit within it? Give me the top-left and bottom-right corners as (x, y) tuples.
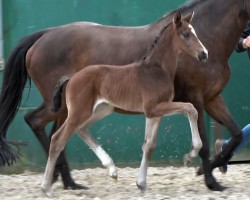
(42, 11), (207, 196)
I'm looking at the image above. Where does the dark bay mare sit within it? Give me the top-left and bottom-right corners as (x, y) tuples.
(0, 0), (249, 191)
(41, 12), (205, 196)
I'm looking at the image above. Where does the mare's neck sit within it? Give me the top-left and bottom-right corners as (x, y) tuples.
(147, 14), (173, 36)
(192, 0), (249, 57)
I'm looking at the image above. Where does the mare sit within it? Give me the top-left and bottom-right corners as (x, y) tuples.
(1, 0), (249, 191)
(41, 11), (205, 196)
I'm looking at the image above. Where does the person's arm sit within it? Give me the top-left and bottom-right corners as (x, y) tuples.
(235, 22), (250, 52)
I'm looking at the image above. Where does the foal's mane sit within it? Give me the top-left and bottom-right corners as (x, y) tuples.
(141, 0), (206, 63)
(142, 24), (171, 62)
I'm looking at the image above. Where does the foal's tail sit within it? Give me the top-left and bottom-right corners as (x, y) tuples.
(0, 30), (47, 166)
(52, 76), (71, 112)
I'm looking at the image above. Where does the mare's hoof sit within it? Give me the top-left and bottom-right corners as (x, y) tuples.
(196, 165), (204, 176)
(205, 175), (227, 191)
(64, 182), (89, 190)
(184, 154), (192, 167)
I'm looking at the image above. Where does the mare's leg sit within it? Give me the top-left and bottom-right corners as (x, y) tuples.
(76, 103), (117, 179)
(189, 98), (227, 191)
(25, 103), (84, 189)
(221, 124), (250, 154)
(205, 96), (242, 169)
(136, 117), (161, 191)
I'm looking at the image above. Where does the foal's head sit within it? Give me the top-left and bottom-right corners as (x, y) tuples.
(171, 11), (208, 62)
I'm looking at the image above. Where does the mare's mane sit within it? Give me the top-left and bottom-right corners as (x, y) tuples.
(155, 0), (206, 24)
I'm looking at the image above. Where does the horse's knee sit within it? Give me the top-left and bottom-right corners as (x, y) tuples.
(185, 103), (198, 118)
(50, 134), (65, 155)
(24, 112), (44, 133)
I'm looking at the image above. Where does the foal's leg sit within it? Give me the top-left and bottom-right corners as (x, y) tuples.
(25, 103), (84, 189)
(145, 102), (202, 158)
(50, 116), (87, 189)
(41, 121), (77, 197)
(42, 108), (93, 197)
(136, 102), (202, 191)
(77, 103), (117, 179)
(137, 117), (161, 191)
(78, 129), (117, 179)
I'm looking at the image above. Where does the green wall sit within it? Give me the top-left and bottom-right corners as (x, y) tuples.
(1, 0), (250, 171)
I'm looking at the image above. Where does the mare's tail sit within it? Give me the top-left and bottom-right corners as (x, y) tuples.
(0, 30), (47, 166)
(52, 76), (70, 112)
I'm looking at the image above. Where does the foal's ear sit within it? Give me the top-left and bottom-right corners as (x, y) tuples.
(184, 11), (194, 24)
(173, 11), (182, 28)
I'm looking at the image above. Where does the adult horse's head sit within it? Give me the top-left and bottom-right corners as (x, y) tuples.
(172, 11), (208, 62)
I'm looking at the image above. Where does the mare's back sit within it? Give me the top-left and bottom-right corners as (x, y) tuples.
(30, 22), (153, 70)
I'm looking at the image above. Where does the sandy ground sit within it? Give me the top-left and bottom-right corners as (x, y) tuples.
(0, 165), (250, 200)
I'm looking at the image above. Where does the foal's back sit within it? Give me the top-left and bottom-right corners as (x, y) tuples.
(67, 62), (172, 113)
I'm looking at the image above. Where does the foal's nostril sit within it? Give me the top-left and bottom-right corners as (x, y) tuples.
(198, 51), (208, 62)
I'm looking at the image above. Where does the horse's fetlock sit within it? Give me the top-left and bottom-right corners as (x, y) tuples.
(146, 142), (157, 153)
(235, 132), (242, 145)
(194, 139), (203, 151)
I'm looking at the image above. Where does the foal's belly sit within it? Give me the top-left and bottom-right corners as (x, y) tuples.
(93, 98), (143, 114)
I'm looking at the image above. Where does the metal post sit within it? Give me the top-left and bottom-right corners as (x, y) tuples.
(0, 0), (4, 70)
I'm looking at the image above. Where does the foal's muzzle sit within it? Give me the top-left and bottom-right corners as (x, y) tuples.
(198, 51), (208, 62)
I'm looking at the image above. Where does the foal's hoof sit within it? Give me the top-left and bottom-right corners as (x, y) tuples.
(111, 176), (118, 183)
(108, 166), (118, 180)
(64, 181), (89, 190)
(205, 175), (227, 191)
(136, 181), (147, 192)
(41, 186), (53, 198)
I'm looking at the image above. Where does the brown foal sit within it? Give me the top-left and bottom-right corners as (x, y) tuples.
(41, 11), (207, 196)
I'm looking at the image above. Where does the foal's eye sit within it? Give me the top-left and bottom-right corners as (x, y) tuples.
(182, 32), (190, 38)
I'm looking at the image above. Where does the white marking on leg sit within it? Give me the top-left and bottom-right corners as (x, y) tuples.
(41, 141), (63, 197)
(77, 102), (117, 178)
(137, 117), (161, 190)
(41, 157), (56, 197)
(95, 146), (117, 178)
(185, 103), (202, 164)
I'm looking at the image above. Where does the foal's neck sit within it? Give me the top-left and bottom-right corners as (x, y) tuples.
(143, 29), (179, 80)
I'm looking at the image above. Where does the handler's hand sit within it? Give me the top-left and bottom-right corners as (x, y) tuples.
(242, 36), (250, 49)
